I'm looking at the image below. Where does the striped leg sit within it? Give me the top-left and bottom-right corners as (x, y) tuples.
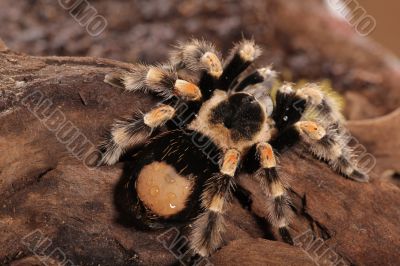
(273, 119), (369, 182)
(234, 66), (277, 92)
(272, 84), (308, 132)
(273, 83), (342, 133)
(271, 120), (326, 152)
(101, 64), (202, 165)
(170, 39), (223, 99)
(271, 83), (369, 182)
(255, 143), (293, 244)
(218, 39), (262, 91)
(272, 82), (344, 136)
(304, 124), (369, 182)
(296, 84), (344, 125)
(295, 85), (369, 182)
(170, 39), (222, 78)
(99, 104), (175, 165)
(104, 64), (202, 101)
(189, 149), (240, 257)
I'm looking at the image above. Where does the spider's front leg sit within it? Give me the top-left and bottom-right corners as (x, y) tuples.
(296, 85), (370, 182)
(254, 142), (294, 244)
(298, 121), (369, 182)
(272, 84), (369, 182)
(189, 149), (240, 257)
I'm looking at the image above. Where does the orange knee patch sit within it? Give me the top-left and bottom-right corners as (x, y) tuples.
(136, 161), (193, 217)
(221, 149), (240, 176)
(257, 143), (276, 168)
(143, 105), (175, 128)
(174, 80), (202, 101)
(296, 121), (326, 140)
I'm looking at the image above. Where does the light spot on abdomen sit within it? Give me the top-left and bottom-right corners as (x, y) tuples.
(136, 161), (193, 217)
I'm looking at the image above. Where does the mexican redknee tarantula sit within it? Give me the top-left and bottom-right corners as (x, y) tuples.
(100, 39), (369, 257)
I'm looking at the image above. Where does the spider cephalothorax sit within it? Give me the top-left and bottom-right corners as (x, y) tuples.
(100, 39), (369, 258)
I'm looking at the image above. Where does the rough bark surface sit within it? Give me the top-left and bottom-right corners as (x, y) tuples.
(0, 0), (399, 265)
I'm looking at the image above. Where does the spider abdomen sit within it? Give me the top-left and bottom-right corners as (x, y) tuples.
(136, 161), (194, 217)
(125, 130), (221, 226)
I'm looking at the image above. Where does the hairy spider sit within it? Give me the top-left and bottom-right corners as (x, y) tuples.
(100, 39), (369, 257)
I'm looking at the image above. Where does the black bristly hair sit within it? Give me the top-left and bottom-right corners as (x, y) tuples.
(272, 87), (307, 131)
(119, 129), (221, 228)
(210, 93), (265, 141)
(217, 40), (261, 91)
(234, 70), (265, 92)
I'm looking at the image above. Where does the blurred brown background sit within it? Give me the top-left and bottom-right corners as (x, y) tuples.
(357, 0), (400, 57)
(1, 0), (399, 60)
(1, 0), (399, 121)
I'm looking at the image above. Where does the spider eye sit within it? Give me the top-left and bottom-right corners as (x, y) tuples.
(283, 116), (288, 121)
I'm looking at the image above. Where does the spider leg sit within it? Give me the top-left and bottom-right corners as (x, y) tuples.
(254, 142), (293, 244)
(271, 119), (369, 182)
(295, 85), (369, 182)
(104, 64), (202, 101)
(170, 39), (222, 78)
(189, 149), (240, 257)
(272, 84), (307, 131)
(234, 66), (277, 92)
(170, 39), (223, 100)
(271, 83), (369, 182)
(218, 39), (262, 91)
(99, 104), (176, 165)
(273, 83), (343, 131)
(300, 122), (370, 182)
(296, 84), (343, 124)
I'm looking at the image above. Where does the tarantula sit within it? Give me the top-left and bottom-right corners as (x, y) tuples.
(99, 39), (369, 258)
